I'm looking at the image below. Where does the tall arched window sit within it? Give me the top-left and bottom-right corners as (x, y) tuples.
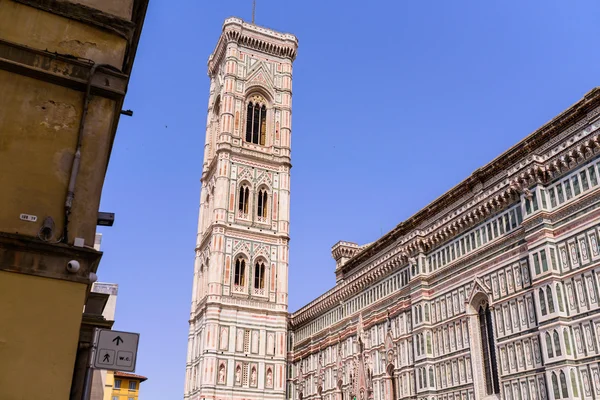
(552, 372), (560, 399)
(547, 286), (555, 313)
(238, 184), (250, 217)
(428, 367), (434, 388)
(245, 99), (267, 145)
(546, 332), (554, 358)
(539, 289), (547, 315)
(426, 332), (432, 354)
(478, 304), (500, 395)
(553, 330), (562, 357)
(564, 329), (572, 355)
(234, 258), (246, 287)
(254, 261), (266, 291)
(570, 369), (579, 397)
(560, 371), (568, 398)
(257, 188), (268, 221)
(556, 284), (565, 312)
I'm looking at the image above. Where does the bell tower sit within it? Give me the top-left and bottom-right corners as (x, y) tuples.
(185, 18), (298, 400)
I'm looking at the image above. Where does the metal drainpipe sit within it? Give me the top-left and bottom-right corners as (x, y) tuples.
(62, 63), (119, 243)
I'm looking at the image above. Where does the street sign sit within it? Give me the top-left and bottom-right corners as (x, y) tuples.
(93, 329), (140, 372)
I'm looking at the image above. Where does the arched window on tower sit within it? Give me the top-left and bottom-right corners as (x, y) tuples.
(238, 184), (250, 218)
(539, 288), (547, 316)
(478, 304), (500, 395)
(254, 260), (266, 294)
(546, 332), (554, 358)
(547, 285), (555, 313)
(553, 330), (562, 357)
(564, 329), (572, 355)
(560, 371), (568, 398)
(245, 99), (267, 145)
(234, 257), (246, 289)
(556, 284), (565, 312)
(257, 188), (268, 222)
(552, 372), (560, 399)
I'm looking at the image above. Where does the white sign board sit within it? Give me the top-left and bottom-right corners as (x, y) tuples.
(93, 329), (140, 372)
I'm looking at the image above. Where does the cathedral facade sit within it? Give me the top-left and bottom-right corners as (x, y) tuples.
(186, 17), (600, 400)
(288, 88), (600, 400)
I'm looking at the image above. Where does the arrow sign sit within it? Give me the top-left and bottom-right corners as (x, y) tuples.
(94, 329), (140, 372)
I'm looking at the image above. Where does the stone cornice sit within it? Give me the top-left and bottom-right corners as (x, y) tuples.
(0, 232), (101, 285)
(208, 17), (298, 76)
(339, 89), (600, 278)
(0, 39), (128, 100)
(202, 147), (291, 182)
(290, 88), (600, 328)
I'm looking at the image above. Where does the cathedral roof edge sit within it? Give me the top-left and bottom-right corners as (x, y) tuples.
(291, 87), (600, 325)
(336, 87), (600, 277)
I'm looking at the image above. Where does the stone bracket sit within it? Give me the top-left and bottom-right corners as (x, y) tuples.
(0, 232), (102, 284)
(0, 39), (128, 100)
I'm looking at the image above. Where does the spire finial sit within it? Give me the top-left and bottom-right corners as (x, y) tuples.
(252, 0), (256, 24)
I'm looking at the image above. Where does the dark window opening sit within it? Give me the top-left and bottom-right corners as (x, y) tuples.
(479, 304), (500, 395)
(245, 102), (267, 145)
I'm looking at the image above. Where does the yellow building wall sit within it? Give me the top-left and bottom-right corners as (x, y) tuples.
(0, 70), (117, 245)
(0, 271), (87, 400)
(0, 0), (127, 69)
(112, 377), (143, 400)
(103, 371), (115, 400)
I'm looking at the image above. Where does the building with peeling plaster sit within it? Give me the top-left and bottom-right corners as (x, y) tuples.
(187, 17), (600, 400)
(0, 1), (148, 399)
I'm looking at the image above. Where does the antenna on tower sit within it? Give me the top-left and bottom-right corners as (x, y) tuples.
(252, 0), (256, 24)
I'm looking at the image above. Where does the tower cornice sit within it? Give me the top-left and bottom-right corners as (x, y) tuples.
(208, 17), (298, 76)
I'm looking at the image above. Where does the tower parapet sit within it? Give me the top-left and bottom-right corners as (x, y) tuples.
(332, 241), (371, 283)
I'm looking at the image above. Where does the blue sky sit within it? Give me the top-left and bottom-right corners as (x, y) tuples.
(97, 0), (600, 398)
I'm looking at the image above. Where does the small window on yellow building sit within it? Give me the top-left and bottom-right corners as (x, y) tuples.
(129, 381), (137, 390)
(114, 380), (121, 389)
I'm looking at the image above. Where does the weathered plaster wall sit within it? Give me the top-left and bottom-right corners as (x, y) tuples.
(0, 270), (86, 400)
(0, 70), (116, 245)
(0, 0), (127, 69)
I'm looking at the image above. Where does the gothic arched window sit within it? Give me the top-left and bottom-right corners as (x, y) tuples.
(234, 258), (246, 287)
(539, 289), (547, 316)
(553, 330), (562, 357)
(546, 332), (554, 358)
(254, 261), (266, 290)
(478, 304), (500, 395)
(257, 188), (268, 220)
(552, 372), (560, 399)
(547, 285), (555, 313)
(238, 184), (250, 217)
(560, 371), (568, 398)
(570, 369), (579, 397)
(556, 284), (565, 312)
(564, 329), (572, 355)
(245, 99), (267, 145)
